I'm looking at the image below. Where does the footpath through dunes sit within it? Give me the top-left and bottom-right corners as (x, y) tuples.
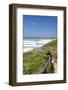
(23, 39), (57, 74)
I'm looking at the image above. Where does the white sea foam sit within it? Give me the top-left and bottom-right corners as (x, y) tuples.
(23, 39), (53, 52)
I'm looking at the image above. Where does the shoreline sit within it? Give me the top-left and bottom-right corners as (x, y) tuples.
(24, 39), (55, 52)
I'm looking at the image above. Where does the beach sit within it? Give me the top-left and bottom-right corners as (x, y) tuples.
(24, 39), (53, 52)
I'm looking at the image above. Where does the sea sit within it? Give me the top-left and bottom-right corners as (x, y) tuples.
(23, 39), (53, 53)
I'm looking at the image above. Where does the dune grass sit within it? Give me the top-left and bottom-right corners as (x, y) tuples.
(23, 39), (57, 74)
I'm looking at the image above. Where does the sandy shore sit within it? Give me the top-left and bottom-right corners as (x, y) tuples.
(24, 39), (53, 52)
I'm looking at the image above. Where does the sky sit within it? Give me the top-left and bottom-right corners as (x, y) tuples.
(23, 15), (57, 38)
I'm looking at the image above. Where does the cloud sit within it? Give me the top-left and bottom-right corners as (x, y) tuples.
(32, 22), (37, 25)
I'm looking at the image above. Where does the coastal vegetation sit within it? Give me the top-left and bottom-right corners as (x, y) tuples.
(23, 39), (57, 74)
